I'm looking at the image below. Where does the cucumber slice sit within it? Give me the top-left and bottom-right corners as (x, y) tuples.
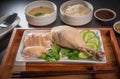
(87, 36), (100, 47)
(80, 30), (90, 37)
(84, 31), (96, 42)
(79, 52), (92, 59)
(86, 42), (98, 51)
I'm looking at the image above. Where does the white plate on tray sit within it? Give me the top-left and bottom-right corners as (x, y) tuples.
(16, 29), (106, 63)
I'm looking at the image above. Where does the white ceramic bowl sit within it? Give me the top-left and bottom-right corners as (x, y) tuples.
(94, 8), (116, 22)
(113, 21), (120, 34)
(25, 1), (57, 26)
(60, 0), (93, 26)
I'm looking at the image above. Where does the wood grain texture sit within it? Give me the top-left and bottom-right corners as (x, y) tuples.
(0, 28), (120, 79)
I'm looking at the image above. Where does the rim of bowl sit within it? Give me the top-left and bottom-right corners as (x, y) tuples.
(113, 21), (120, 34)
(60, 1), (94, 18)
(94, 8), (116, 21)
(24, 1), (57, 18)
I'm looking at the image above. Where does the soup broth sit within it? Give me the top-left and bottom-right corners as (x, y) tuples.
(28, 6), (54, 16)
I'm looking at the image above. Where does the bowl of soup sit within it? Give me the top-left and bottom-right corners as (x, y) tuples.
(25, 1), (57, 26)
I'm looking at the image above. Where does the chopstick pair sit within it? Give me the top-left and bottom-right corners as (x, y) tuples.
(11, 70), (118, 78)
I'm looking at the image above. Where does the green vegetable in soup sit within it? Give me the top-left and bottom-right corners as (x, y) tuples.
(34, 13), (45, 16)
(29, 6), (54, 16)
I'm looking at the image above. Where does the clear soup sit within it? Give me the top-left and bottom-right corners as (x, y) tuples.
(28, 6), (54, 16)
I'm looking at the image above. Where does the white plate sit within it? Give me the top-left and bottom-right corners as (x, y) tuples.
(16, 29), (106, 63)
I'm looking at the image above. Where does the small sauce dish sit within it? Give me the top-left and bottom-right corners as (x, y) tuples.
(113, 21), (120, 34)
(94, 8), (116, 22)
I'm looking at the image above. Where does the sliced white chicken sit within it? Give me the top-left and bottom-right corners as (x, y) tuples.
(22, 46), (47, 58)
(22, 32), (53, 58)
(24, 32), (53, 48)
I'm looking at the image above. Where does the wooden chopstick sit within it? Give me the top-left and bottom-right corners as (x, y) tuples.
(11, 70), (118, 78)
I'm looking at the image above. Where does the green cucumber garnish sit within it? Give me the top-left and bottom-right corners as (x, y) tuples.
(84, 31), (96, 42)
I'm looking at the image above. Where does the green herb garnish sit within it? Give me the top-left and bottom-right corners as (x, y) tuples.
(42, 44), (61, 62)
(34, 13), (44, 16)
(67, 49), (80, 60)
(41, 43), (94, 62)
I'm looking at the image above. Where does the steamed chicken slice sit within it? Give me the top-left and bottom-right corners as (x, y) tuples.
(22, 32), (53, 58)
(24, 32), (53, 48)
(24, 33), (42, 47)
(51, 25), (104, 60)
(22, 46), (47, 58)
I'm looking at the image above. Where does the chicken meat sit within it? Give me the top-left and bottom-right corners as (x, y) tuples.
(22, 32), (53, 58)
(22, 46), (47, 58)
(51, 25), (104, 61)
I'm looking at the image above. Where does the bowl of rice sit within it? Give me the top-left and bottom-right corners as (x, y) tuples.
(60, 0), (93, 26)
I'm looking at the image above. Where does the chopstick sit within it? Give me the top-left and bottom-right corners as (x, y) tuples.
(11, 70), (118, 78)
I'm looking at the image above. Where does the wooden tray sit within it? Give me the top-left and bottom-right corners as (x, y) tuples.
(0, 28), (120, 79)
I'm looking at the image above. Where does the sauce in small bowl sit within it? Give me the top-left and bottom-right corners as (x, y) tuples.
(94, 8), (116, 22)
